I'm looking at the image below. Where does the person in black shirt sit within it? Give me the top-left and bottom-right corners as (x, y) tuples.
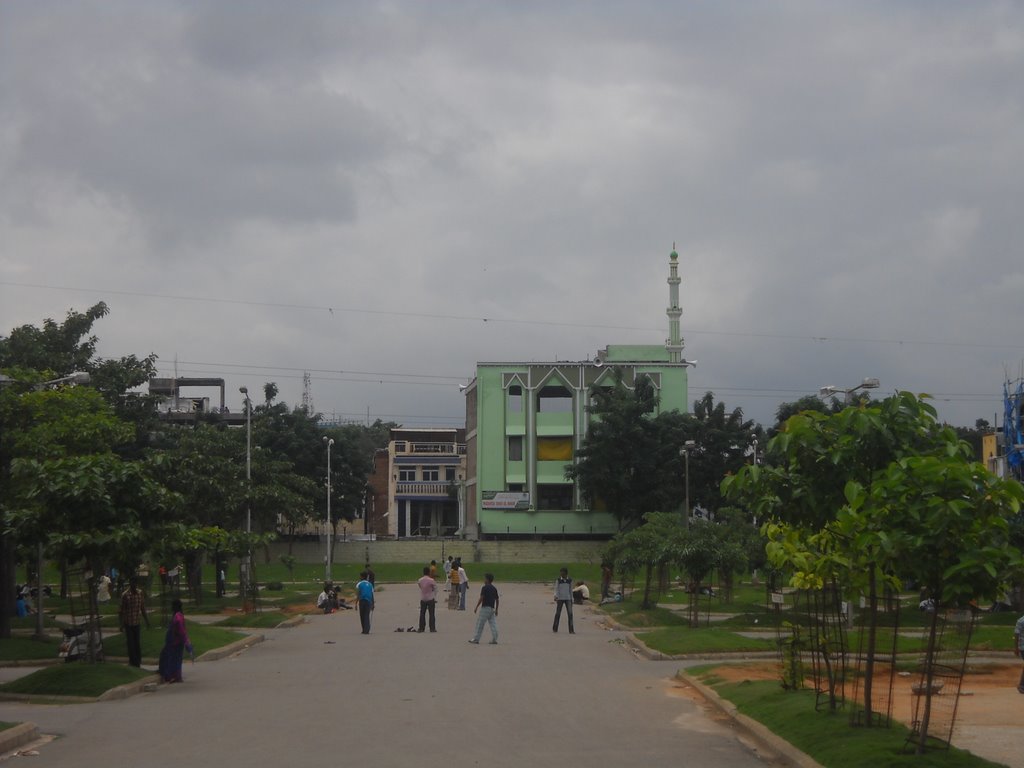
(468, 573), (499, 645)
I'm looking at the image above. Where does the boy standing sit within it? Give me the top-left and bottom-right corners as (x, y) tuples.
(553, 567), (574, 634)
(356, 571), (375, 634)
(418, 566), (438, 632)
(469, 573), (499, 644)
(119, 577), (150, 667)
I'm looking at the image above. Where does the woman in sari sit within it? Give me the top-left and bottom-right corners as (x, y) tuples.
(158, 598), (193, 683)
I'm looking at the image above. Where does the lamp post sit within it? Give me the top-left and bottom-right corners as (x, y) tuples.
(239, 386), (252, 598)
(679, 440), (696, 525)
(819, 377), (880, 405)
(323, 436), (334, 583)
(751, 438), (758, 466)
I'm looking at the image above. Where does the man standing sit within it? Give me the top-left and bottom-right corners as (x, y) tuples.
(356, 570), (375, 634)
(1015, 610), (1024, 693)
(417, 566), (437, 633)
(553, 567), (574, 634)
(119, 577), (150, 667)
(468, 573), (499, 644)
(457, 560), (469, 611)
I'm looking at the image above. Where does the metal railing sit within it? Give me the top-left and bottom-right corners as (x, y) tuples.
(394, 441), (466, 455)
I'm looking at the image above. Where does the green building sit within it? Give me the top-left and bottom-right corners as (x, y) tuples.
(463, 248), (692, 539)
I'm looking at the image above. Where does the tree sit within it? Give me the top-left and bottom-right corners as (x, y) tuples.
(605, 512), (685, 608)
(567, 371), (686, 529)
(0, 302), (161, 636)
(675, 521), (721, 626)
(723, 392), (976, 723)
(0, 302), (109, 375)
(680, 392), (761, 516)
(4, 386), (179, 616)
(771, 394), (841, 433)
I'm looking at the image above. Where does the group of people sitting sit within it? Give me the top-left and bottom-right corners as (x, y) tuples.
(316, 582), (354, 613)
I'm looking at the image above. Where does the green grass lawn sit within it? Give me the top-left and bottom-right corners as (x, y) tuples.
(0, 663), (152, 698)
(690, 670), (1004, 767)
(638, 627), (776, 655)
(101, 622), (247, 660)
(598, 600), (689, 628)
(0, 636), (60, 662)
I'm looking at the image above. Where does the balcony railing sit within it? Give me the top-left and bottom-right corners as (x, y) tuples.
(394, 441), (466, 456)
(395, 481), (454, 497)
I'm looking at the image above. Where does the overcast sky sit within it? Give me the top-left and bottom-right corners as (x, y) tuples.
(2, 1), (1023, 430)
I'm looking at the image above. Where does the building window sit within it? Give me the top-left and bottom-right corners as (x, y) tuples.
(422, 466), (439, 482)
(537, 385), (572, 412)
(445, 466), (456, 482)
(398, 467), (416, 482)
(507, 435), (523, 462)
(508, 385), (522, 412)
(537, 484), (573, 511)
(536, 436), (572, 461)
(507, 483), (524, 492)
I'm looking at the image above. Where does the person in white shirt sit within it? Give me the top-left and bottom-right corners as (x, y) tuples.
(457, 560), (469, 610)
(572, 580), (590, 604)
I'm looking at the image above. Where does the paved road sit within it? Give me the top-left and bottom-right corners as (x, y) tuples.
(0, 582), (773, 767)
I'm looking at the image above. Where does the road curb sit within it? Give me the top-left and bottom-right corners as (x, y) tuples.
(196, 632), (264, 661)
(0, 635), (264, 705)
(0, 722), (40, 755)
(679, 670), (824, 768)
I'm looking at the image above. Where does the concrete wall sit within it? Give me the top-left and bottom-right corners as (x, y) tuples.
(269, 539), (606, 565)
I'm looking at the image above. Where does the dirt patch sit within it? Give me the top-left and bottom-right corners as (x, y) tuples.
(683, 660), (1024, 732)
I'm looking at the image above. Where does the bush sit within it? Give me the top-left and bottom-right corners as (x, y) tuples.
(264, 581), (284, 591)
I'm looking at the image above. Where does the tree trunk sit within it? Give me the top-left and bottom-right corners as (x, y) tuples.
(863, 568), (879, 725)
(0, 533), (14, 639)
(642, 564), (654, 609)
(916, 603), (942, 754)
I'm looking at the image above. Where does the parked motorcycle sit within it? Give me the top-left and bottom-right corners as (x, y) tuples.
(58, 625), (104, 663)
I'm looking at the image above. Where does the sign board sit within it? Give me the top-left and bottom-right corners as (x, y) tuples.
(770, 592), (785, 605)
(481, 491), (531, 510)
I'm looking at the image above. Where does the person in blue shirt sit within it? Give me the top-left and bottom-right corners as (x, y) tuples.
(356, 571), (375, 634)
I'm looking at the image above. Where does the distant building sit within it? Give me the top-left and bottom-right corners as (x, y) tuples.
(462, 247), (693, 539)
(148, 377), (246, 426)
(365, 427), (467, 538)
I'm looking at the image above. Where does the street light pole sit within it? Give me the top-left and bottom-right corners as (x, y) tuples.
(679, 440), (696, 525)
(239, 386), (252, 598)
(323, 436), (334, 583)
(819, 377), (881, 406)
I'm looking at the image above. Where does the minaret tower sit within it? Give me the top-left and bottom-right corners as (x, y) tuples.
(666, 244), (684, 363)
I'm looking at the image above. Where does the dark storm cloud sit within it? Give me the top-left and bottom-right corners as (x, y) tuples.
(2, 1), (1023, 428)
(1, 2), (398, 247)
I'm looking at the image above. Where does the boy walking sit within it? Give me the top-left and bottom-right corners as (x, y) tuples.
(468, 573), (499, 644)
(553, 567), (574, 634)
